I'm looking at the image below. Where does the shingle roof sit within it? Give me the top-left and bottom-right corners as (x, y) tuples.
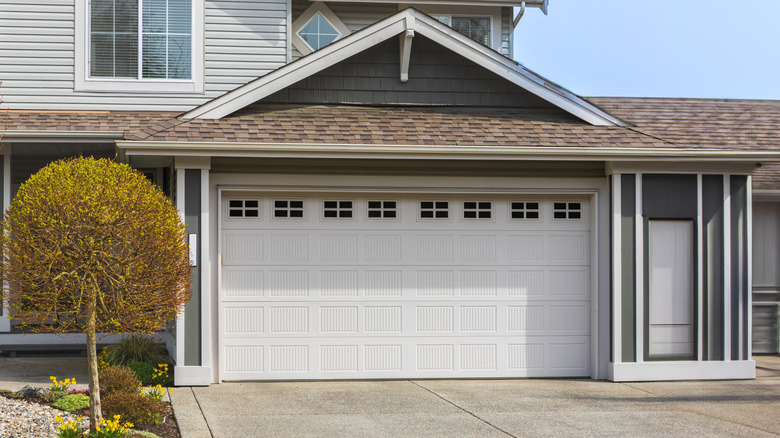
(1, 110), (180, 139)
(137, 104), (668, 148)
(587, 98), (780, 189)
(3, 99), (779, 188)
(588, 97), (780, 150)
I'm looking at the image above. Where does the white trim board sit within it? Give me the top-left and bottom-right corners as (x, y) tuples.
(181, 8), (622, 126)
(608, 360), (755, 382)
(118, 141), (780, 162)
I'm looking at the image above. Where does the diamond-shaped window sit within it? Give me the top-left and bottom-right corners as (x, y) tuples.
(298, 13), (340, 51)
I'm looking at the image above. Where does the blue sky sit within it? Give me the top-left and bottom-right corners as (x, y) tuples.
(513, 0), (780, 100)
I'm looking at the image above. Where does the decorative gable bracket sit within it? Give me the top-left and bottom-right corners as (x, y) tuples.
(400, 15), (415, 82)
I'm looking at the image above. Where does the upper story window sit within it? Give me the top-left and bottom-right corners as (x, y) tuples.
(91, 0), (191, 79)
(75, 0), (204, 93)
(291, 2), (350, 56)
(433, 15), (491, 47)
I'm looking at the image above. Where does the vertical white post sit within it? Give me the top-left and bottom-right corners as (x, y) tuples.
(612, 175), (623, 363)
(635, 174), (644, 362)
(0, 150), (11, 332)
(724, 175), (732, 361)
(175, 168), (186, 366)
(746, 175), (753, 359)
(697, 175), (704, 361)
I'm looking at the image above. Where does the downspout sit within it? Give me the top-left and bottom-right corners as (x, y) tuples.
(513, 2), (526, 29)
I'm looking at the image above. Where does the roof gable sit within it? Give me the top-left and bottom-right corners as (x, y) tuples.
(262, 36), (556, 108)
(183, 8), (624, 126)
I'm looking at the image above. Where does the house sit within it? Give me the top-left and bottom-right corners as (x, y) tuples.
(0, 0), (778, 385)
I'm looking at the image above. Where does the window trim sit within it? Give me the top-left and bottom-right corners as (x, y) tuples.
(75, 0), (204, 93)
(405, 5), (501, 51)
(291, 2), (350, 56)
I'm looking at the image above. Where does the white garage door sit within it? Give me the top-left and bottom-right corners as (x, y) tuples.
(219, 191), (591, 380)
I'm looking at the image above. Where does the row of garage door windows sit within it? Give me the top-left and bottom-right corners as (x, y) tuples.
(227, 199), (583, 220)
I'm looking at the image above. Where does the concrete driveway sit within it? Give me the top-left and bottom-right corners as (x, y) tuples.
(1, 354), (778, 437)
(172, 356), (780, 438)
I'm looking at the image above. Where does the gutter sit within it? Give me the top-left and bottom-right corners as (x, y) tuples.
(2, 131), (125, 142)
(116, 141), (780, 162)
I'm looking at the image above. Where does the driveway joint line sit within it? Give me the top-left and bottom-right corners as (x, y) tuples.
(621, 382), (655, 395)
(409, 380), (516, 438)
(191, 387), (216, 438)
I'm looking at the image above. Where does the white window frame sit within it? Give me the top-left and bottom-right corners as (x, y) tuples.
(75, 0), (204, 93)
(404, 5), (501, 52)
(291, 2), (351, 56)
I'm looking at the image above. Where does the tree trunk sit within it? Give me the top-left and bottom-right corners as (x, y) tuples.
(86, 312), (102, 434)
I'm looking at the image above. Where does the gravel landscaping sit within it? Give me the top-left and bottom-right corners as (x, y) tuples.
(0, 395), (88, 438)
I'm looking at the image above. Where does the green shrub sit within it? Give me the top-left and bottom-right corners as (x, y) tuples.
(0, 389), (24, 399)
(102, 391), (164, 424)
(127, 361), (155, 386)
(52, 393), (90, 412)
(101, 336), (170, 367)
(128, 431), (161, 438)
(99, 365), (141, 396)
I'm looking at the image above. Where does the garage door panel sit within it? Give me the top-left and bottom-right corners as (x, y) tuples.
(222, 301), (588, 339)
(222, 230), (263, 264)
(220, 337), (593, 379)
(220, 192), (592, 380)
(221, 266), (588, 302)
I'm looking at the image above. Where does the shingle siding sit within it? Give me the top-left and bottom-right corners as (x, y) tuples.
(266, 36), (552, 107)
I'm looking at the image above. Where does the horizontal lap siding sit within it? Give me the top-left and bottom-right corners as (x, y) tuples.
(1, 0), (287, 111)
(205, 0), (288, 94)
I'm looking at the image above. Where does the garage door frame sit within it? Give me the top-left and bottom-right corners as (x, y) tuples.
(214, 176), (604, 382)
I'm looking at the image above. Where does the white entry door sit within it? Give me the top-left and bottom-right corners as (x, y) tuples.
(219, 191), (592, 380)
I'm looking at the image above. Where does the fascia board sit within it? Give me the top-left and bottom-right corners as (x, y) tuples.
(183, 15), (408, 120)
(2, 130), (125, 141)
(117, 141), (780, 163)
(184, 9), (622, 126)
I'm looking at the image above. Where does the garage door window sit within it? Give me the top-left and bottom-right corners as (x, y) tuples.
(510, 201), (540, 220)
(367, 201), (397, 219)
(553, 202), (582, 220)
(323, 200), (353, 219)
(274, 200), (305, 218)
(228, 199), (259, 218)
(420, 201), (449, 219)
(463, 201), (491, 219)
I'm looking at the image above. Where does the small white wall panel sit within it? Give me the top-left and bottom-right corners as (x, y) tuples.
(320, 271), (358, 296)
(418, 271), (455, 296)
(365, 345), (402, 371)
(365, 271), (402, 296)
(508, 270), (544, 296)
(268, 271), (308, 297)
(648, 220), (695, 358)
(223, 268), (263, 297)
(364, 307), (402, 332)
(220, 193), (592, 379)
(417, 345), (454, 370)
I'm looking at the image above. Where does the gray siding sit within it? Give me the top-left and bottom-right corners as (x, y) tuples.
(0, 0), (287, 111)
(205, 0), (288, 93)
(265, 36), (553, 107)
